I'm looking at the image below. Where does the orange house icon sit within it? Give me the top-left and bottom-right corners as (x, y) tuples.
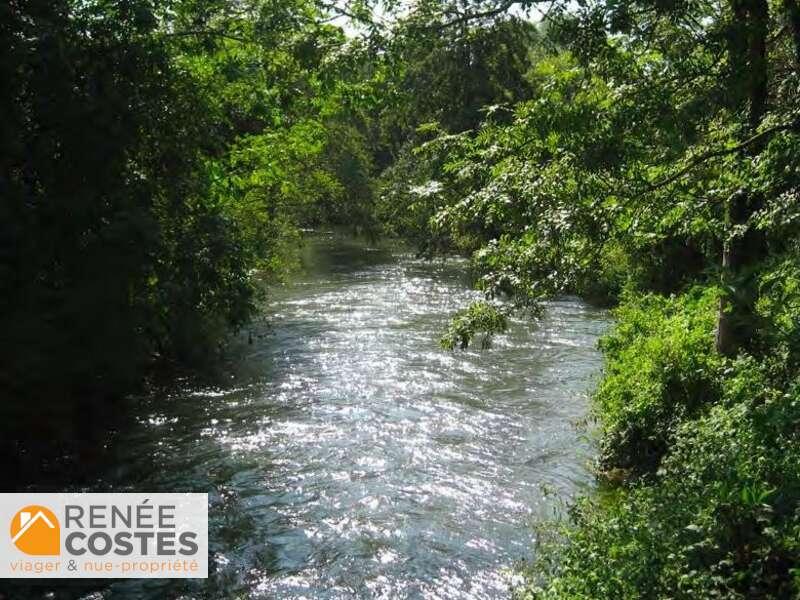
(9, 505), (60, 555)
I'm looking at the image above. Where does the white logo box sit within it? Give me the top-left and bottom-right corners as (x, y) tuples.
(0, 493), (208, 578)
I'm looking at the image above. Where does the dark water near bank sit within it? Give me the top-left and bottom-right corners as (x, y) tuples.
(53, 235), (608, 599)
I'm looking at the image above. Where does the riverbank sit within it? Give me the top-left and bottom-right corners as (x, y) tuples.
(517, 287), (800, 598)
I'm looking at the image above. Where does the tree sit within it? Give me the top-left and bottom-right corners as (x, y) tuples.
(0, 0), (380, 475)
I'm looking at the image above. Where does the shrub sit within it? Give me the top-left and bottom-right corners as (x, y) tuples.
(520, 356), (800, 599)
(440, 300), (509, 350)
(594, 288), (723, 475)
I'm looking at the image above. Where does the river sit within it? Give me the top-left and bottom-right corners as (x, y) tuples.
(64, 234), (609, 599)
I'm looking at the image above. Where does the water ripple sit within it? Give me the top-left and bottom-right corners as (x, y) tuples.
(105, 235), (609, 600)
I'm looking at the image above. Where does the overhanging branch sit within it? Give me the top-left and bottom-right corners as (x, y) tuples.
(644, 118), (800, 192)
(430, 0), (541, 31)
(163, 29), (252, 44)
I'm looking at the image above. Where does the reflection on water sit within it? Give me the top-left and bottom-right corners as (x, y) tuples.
(97, 234), (608, 598)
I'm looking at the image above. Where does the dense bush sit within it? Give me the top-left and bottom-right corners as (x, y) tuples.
(0, 1), (243, 439)
(517, 275), (800, 598)
(594, 289), (723, 475)
(520, 351), (800, 599)
(0, 0), (381, 464)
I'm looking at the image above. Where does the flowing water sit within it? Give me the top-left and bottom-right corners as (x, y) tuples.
(84, 234), (608, 599)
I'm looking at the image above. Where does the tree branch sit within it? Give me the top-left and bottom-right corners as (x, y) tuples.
(430, 0), (530, 31)
(163, 29), (252, 44)
(644, 118), (800, 192)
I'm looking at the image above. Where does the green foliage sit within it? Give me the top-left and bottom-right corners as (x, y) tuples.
(755, 252), (800, 362)
(440, 300), (509, 350)
(1, 0), (234, 433)
(595, 288), (723, 475)
(314, 121), (376, 229)
(374, 126), (455, 253)
(518, 256), (800, 597)
(382, 18), (541, 136)
(519, 352), (800, 599)
(0, 0), (381, 447)
(377, 45), (725, 324)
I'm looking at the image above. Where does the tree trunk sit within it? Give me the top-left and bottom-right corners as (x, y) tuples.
(715, 0), (769, 356)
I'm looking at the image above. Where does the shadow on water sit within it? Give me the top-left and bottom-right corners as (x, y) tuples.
(294, 233), (398, 279)
(1, 233), (610, 600)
